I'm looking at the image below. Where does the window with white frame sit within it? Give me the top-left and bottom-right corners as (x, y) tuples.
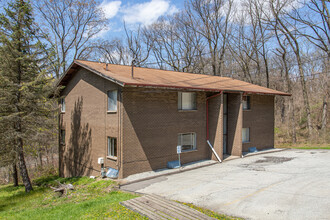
(107, 90), (117, 112)
(107, 137), (117, 158)
(60, 129), (65, 145)
(243, 96), (251, 110)
(178, 133), (196, 151)
(60, 98), (65, 112)
(178, 92), (197, 110)
(242, 128), (250, 143)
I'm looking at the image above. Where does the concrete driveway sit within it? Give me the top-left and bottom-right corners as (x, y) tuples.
(121, 149), (330, 220)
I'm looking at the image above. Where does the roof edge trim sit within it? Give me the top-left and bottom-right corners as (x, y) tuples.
(55, 61), (76, 88)
(245, 90), (291, 96)
(123, 82), (291, 96)
(123, 82), (223, 92)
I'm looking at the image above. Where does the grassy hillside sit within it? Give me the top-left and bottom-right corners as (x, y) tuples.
(276, 143), (330, 149)
(0, 176), (146, 220)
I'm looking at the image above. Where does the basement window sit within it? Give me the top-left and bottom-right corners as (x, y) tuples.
(242, 128), (250, 143)
(60, 98), (65, 112)
(243, 96), (251, 110)
(107, 137), (117, 158)
(178, 133), (196, 151)
(178, 92), (197, 110)
(107, 90), (117, 112)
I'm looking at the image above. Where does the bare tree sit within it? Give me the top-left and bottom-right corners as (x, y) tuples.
(268, 0), (313, 138)
(34, 0), (107, 78)
(249, 0), (272, 87)
(124, 23), (151, 67)
(291, 0), (329, 137)
(273, 21), (297, 143)
(144, 14), (206, 73)
(90, 39), (132, 65)
(228, 17), (255, 83)
(184, 0), (233, 76)
(91, 25), (152, 66)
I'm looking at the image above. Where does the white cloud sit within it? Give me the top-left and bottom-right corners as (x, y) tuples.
(168, 5), (180, 15)
(99, 0), (122, 19)
(122, 0), (179, 26)
(91, 26), (111, 39)
(93, 1), (121, 38)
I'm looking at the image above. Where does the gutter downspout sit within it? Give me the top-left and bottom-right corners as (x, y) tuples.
(206, 91), (223, 163)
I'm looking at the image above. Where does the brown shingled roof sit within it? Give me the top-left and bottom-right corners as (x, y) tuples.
(58, 60), (290, 96)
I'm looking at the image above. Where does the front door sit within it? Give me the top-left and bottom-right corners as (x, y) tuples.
(223, 94), (228, 155)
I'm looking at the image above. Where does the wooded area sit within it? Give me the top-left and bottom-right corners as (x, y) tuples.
(0, 0), (329, 192)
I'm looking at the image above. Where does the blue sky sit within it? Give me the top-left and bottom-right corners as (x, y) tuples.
(0, 0), (185, 39)
(97, 0), (185, 39)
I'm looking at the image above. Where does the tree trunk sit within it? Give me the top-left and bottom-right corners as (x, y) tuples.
(289, 97), (297, 144)
(12, 162), (18, 187)
(296, 52), (312, 138)
(281, 47), (296, 143)
(321, 95), (327, 135)
(50, 147), (54, 166)
(38, 151), (43, 167)
(17, 137), (33, 192)
(264, 56), (270, 88)
(281, 97), (286, 123)
(321, 56), (329, 138)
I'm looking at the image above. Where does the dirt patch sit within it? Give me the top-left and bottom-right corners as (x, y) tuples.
(255, 156), (294, 164)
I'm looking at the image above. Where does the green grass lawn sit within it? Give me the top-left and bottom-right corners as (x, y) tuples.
(0, 175), (239, 220)
(276, 143), (330, 150)
(0, 176), (146, 220)
(178, 202), (242, 220)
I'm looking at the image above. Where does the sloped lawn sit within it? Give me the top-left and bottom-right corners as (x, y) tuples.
(277, 143), (330, 149)
(0, 176), (146, 220)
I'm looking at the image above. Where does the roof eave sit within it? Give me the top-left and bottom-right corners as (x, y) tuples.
(123, 82), (291, 96)
(123, 82), (223, 92)
(55, 61), (77, 88)
(244, 91), (291, 96)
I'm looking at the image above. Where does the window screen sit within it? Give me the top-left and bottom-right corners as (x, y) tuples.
(107, 137), (117, 157)
(107, 90), (118, 112)
(242, 128), (250, 143)
(60, 98), (65, 112)
(178, 133), (196, 151)
(243, 96), (250, 110)
(178, 92), (197, 110)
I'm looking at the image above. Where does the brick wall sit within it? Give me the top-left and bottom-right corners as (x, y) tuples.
(121, 88), (209, 178)
(207, 93), (223, 160)
(59, 68), (121, 177)
(242, 95), (274, 152)
(227, 93), (243, 157)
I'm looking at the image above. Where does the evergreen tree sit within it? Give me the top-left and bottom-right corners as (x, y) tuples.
(0, 0), (53, 192)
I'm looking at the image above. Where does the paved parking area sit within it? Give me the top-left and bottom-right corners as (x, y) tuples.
(121, 149), (330, 220)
